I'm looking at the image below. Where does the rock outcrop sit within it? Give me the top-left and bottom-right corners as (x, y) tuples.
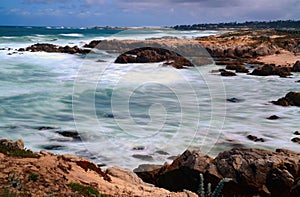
(251, 64), (292, 77)
(272, 92), (300, 107)
(114, 47), (194, 69)
(135, 148), (300, 197)
(0, 139), (195, 197)
(292, 61), (300, 72)
(23, 43), (91, 54)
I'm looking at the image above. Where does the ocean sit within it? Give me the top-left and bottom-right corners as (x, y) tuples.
(0, 26), (299, 169)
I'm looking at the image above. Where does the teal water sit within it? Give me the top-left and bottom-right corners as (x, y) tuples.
(0, 27), (299, 169)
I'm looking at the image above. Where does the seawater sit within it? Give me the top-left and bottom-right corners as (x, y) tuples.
(0, 26), (299, 169)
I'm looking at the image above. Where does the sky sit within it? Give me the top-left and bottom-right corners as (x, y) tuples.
(0, 0), (299, 27)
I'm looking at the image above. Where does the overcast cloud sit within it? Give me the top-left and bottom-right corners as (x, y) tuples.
(0, 0), (299, 26)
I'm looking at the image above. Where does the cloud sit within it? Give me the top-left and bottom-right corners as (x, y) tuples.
(23, 0), (70, 3)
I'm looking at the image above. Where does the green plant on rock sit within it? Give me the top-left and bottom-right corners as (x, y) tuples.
(28, 173), (39, 182)
(0, 144), (38, 158)
(67, 183), (100, 197)
(184, 173), (232, 197)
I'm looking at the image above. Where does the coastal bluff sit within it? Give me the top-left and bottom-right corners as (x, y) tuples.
(1, 139), (299, 196)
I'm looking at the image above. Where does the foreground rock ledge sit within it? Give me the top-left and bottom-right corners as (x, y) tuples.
(135, 148), (300, 197)
(0, 139), (194, 197)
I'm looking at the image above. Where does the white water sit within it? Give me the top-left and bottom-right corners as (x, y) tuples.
(0, 28), (299, 169)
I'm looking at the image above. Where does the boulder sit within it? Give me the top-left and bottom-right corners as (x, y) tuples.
(24, 43), (90, 54)
(135, 148), (300, 197)
(83, 40), (102, 48)
(292, 61), (300, 72)
(272, 92), (300, 107)
(225, 64), (249, 73)
(114, 47), (194, 69)
(267, 115), (280, 120)
(251, 64), (291, 77)
(221, 70), (236, 76)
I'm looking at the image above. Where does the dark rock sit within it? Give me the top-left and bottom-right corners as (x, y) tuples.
(267, 115), (280, 120)
(251, 64), (292, 77)
(134, 164), (163, 185)
(36, 126), (57, 130)
(56, 130), (81, 141)
(266, 168), (295, 196)
(291, 137), (300, 143)
(83, 40), (102, 48)
(132, 146), (145, 151)
(292, 61), (300, 72)
(221, 70), (236, 76)
(247, 135), (265, 142)
(136, 148), (300, 197)
(226, 64), (249, 73)
(294, 131), (300, 135)
(18, 48), (25, 52)
(155, 150), (169, 155)
(272, 92), (300, 107)
(24, 43), (90, 54)
(156, 150), (212, 192)
(132, 154), (154, 161)
(226, 98), (245, 103)
(114, 47), (194, 69)
(295, 80), (300, 83)
(41, 145), (65, 150)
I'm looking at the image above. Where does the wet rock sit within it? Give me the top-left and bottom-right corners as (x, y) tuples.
(55, 130), (81, 141)
(132, 146), (145, 151)
(226, 64), (249, 73)
(251, 64), (292, 77)
(35, 126), (57, 131)
(221, 70), (236, 76)
(83, 40), (102, 48)
(272, 92), (300, 107)
(292, 61), (300, 72)
(294, 131), (300, 135)
(41, 145), (65, 150)
(132, 154), (154, 161)
(247, 135), (265, 142)
(267, 115), (280, 120)
(291, 137), (300, 143)
(24, 43), (91, 54)
(114, 47), (194, 69)
(155, 150), (169, 155)
(295, 80), (300, 83)
(226, 97), (245, 103)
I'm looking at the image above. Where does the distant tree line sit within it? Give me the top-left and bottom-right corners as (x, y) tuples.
(173, 20), (300, 30)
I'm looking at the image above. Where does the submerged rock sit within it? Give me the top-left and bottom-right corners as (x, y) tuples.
(267, 115), (280, 120)
(247, 134), (265, 142)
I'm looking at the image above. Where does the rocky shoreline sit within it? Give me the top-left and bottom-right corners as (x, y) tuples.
(0, 139), (299, 197)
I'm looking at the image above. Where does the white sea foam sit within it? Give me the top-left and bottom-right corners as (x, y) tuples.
(59, 33), (84, 37)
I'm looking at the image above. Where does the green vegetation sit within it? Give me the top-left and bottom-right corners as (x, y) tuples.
(0, 144), (38, 158)
(67, 183), (101, 197)
(173, 20), (300, 30)
(28, 173), (39, 182)
(184, 173), (232, 197)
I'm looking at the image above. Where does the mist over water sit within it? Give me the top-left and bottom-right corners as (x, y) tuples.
(0, 27), (299, 169)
